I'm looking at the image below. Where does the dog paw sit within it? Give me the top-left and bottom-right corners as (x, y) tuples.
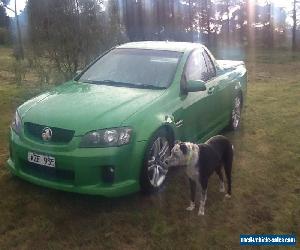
(225, 194), (231, 199)
(198, 209), (205, 216)
(186, 202), (195, 211)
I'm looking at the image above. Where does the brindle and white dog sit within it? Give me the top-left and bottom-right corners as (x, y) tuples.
(165, 135), (233, 216)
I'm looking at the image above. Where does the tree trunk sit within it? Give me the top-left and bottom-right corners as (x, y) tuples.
(206, 0), (211, 46)
(156, 0), (161, 40)
(226, 0), (230, 44)
(188, 0), (193, 42)
(14, 0), (24, 60)
(247, 0), (255, 48)
(137, 0), (144, 40)
(170, 0), (175, 39)
(292, 0), (297, 51)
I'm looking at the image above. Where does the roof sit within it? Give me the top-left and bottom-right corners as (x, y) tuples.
(117, 41), (204, 52)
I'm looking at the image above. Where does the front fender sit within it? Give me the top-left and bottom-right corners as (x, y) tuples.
(128, 112), (178, 143)
(234, 69), (247, 106)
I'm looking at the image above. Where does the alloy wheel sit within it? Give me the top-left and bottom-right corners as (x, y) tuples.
(232, 96), (241, 129)
(147, 137), (170, 187)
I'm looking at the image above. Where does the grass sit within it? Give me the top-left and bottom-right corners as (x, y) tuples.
(0, 47), (299, 249)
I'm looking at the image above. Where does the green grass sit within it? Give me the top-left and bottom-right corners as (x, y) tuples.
(0, 48), (299, 249)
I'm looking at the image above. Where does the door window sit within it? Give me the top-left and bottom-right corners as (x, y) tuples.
(202, 50), (216, 79)
(185, 50), (210, 82)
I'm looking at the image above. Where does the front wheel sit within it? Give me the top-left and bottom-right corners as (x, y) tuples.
(140, 129), (171, 194)
(229, 95), (242, 130)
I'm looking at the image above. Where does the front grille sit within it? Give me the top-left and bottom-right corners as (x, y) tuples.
(24, 122), (75, 143)
(21, 160), (75, 182)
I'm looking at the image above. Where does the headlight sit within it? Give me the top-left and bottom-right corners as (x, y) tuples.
(11, 110), (22, 135)
(80, 127), (132, 147)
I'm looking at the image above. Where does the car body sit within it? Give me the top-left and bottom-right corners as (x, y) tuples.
(7, 41), (247, 197)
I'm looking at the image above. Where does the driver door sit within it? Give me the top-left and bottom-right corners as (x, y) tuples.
(176, 49), (217, 142)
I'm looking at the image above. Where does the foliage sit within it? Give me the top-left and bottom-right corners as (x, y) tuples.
(0, 27), (10, 44)
(11, 58), (28, 84)
(0, 0), (10, 45)
(26, 0), (128, 80)
(122, 0), (299, 49)
(3, 0), (300, 85)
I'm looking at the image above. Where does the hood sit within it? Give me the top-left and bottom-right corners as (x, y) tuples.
(19, 81), (164, 135)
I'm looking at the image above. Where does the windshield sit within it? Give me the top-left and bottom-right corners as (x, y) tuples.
(77, 48), (182, 89)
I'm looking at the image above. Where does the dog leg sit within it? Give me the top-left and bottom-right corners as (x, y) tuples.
(215, 168), (225, 193)
(198, 189), (207, 216)
(198, 177), (208, 216)
(186, 178), (196, 211)
(224, 144), (233, 198)
(219, 182), (225, 193)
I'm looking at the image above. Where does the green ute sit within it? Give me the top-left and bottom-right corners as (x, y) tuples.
(7, 41), (247, 196)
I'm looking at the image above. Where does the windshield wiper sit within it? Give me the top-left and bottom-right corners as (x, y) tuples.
(82, 79), (166, 89)
(82, 79), (134, 86)
(135, 83), (166, 90)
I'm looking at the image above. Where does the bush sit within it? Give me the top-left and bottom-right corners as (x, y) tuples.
(0, 27), (10, 45)
(11, 59), (28, 84)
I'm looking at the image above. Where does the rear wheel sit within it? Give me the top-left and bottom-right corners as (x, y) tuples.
(140, 129), (171, 193)
(229, 94), (242, 130)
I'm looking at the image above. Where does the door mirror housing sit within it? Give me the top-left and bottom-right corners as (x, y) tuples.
(186, 80), (206, 92)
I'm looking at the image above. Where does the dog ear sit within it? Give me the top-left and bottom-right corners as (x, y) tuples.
(175, 140), (181, 145)
(179, 143), (188, 155)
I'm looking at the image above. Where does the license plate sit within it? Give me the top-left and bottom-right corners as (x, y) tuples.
(28, 152), (55, 168)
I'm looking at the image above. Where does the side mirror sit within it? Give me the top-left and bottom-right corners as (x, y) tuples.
(186, 80), (206, 92)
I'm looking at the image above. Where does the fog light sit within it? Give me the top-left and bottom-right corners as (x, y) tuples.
(102, 166), (115, 183)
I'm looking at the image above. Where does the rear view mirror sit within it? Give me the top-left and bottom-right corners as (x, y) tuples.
(186, 80), (206, 92)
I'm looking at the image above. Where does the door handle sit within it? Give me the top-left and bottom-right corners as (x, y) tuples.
(207, 87), (215, 94)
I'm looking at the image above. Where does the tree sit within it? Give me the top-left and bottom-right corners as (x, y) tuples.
(292, 0), (300, 51)
(1, 0), (24, 58)
(27, 0), (127, 79)
(199, 0), (212, 46)
(0, 0), (10, 44)
(14, 0), (24, 59)
(266, 1), (274, 48)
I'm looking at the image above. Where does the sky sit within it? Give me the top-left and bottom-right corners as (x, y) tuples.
(6, 0), (27, 17)
(5, 0), (293, 17)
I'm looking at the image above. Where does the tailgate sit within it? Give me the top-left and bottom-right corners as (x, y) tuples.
(217, 60), (245, 70)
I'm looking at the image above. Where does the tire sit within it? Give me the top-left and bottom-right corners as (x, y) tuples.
(229, 94), (242, 130)
(140, 129), (171, 194)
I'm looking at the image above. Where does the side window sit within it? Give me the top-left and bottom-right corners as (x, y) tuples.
(202, 50), (216, 79)
(185, 50), (210, 82)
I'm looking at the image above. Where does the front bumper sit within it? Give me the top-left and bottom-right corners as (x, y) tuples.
(6, 129), (147, 197)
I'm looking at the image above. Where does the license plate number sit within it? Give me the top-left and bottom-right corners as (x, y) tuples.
(28, 152), (55, 168)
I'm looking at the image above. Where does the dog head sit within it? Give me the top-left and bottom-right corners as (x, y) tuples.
(165, 141), (195, 167)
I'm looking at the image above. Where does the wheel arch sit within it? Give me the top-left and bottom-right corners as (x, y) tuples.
(160, 124), (175, 146)
(139, 124), (174, 194)
(237, 89), (244, 108)
(233, 81), (244, 109)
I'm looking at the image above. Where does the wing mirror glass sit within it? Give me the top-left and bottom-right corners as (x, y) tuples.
(186, 80), (206, 92)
